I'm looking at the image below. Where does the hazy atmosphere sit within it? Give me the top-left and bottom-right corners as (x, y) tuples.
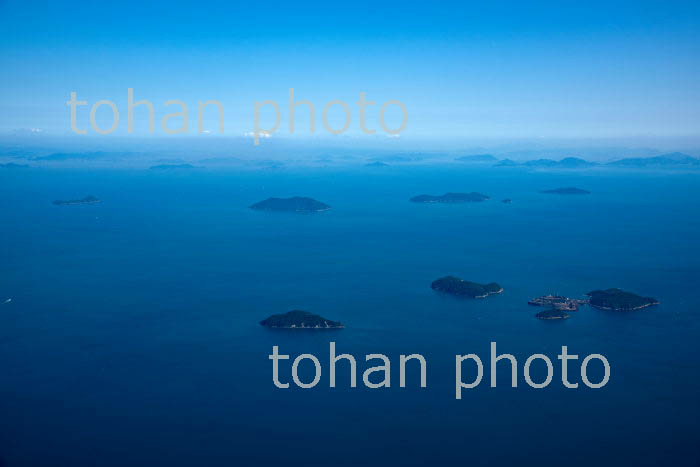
(1, 0), (699, 141)
(1, 2), (699, 467)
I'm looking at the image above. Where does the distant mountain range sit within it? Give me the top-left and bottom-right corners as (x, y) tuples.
(5, 150), (698, 170)
(523, 157), (597, 168)
(488, 152), (700, 169)
(606, 152), (700, 167)
(462, 154), (599, 167)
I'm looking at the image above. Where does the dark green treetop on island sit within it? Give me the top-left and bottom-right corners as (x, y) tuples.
(431, 276), (503, 298)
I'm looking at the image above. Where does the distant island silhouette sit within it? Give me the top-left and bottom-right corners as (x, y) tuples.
(492, 153), (700, 169)
(607, 152), (700, 168)
(149, 163), (200, 170)
(411, 192), (490, 203)
(250, 197), (331, 212)
(455, 154), (498, 162)
(524, 157), (596, 168)
(541, 187), (591, 195)
(53, 195), (101, 206)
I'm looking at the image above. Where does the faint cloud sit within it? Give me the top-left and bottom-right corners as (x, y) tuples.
(12, 128), (44, 136)
(244, 131), (271, 139)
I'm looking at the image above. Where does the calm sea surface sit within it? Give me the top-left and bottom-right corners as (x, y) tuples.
(1, 166), (699, 466)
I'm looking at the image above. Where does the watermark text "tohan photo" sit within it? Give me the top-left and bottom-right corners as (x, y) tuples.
(66, 88), (408, 145)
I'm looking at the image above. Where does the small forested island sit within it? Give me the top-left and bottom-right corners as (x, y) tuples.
(250, 196), (331, 212)
(535, 309), (570, 320)
(0, 162), (29, 168)
(541, 187), (591, 195)
(431, 276), (503, 299)
(365, 161), (389, 167)
(53, 195), (101, 206)
(410, 192), (490, 203)
(260, 310), (344, 329)
(587, 288), (659, 311)
(149, 163), (199, 170)
(502, 198), (512, 204)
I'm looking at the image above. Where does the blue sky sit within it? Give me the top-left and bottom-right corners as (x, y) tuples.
(1, 0), (699, 140)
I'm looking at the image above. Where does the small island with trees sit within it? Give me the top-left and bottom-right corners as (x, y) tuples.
(52, 195), (101, 206)
(250, 197), (331, 212)
(260, 310), (344, 329)
(431, 276), (503, 298)
(410, 192), (490, 203)
(587, 288), (659, 311)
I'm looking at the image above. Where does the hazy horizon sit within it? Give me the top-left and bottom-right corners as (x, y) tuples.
(2, 133), (700, 165)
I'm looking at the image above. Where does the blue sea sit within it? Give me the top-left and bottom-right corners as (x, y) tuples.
(1, 166), (699, 466)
